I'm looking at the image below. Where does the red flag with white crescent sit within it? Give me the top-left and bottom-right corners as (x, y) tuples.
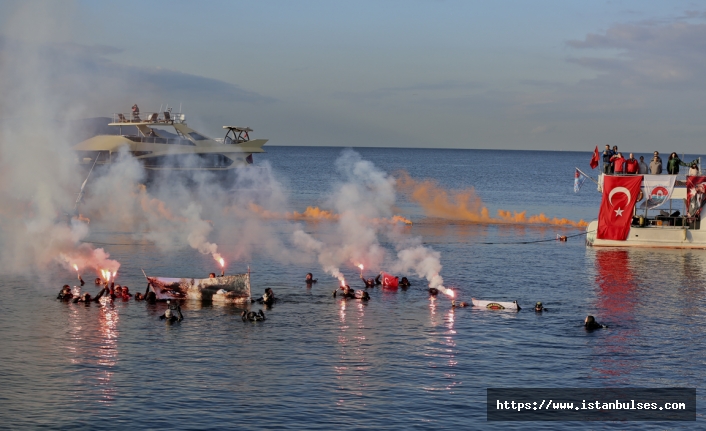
(381, 272), (399, 288)
(597, 175), (643, 240)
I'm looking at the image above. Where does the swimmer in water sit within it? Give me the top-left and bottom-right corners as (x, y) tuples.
(159, 300), (183, 323)
(145, 291), (157, 304)
(333, 285), (355, 299)
(428, 287), (439, 296)
(134, 292), (144, 301)
(72, 286), (108, 305)
(57, 285), (73, 301)
(535, 302), (546, 312)
(241, 309), (266, 322)
(399, 277), (411, 288)
(119, 286), (132, 300)
(94, 277), (102, 286)
(584, 315), (605, 330)
(254, 288), (276, 306)
(305, 273), (318, 286)
(451, 300), (469, 308)
(78, 275), (85, 287)
(209, 273), (216, 279)
(360, 274), (375, 289)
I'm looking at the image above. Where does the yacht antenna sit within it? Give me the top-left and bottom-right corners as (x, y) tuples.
(179, 102), (182, 113)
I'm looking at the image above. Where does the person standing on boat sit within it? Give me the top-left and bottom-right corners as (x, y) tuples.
(653, 151), (663, 165)
(638, 156), (649, 174)
(131, 104), (140, 121)
(624, 153), (639, 175)
(667, 153), (690, 175)
(610, 152), (626, 174)
(602, 145), (615, 174)
(689, 163), (699, 176)
(649, 156), (662, 174)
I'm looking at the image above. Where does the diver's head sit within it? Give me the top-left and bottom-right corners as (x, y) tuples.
(115, 285), (122, 294)
(94, 278), (102, 285)
(535, 302), (543, 311)
(209, 273), (216, 278)
(122, 286), (129, 293)
(61, 284), (70, 292)
(585, 315), (596, 325)
(367, 278), (374, 284)
(306, 273), (313, 280)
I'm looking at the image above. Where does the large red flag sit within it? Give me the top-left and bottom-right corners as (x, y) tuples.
(381, 272), (399, 288)
(590, 146), (600, 169)
(597, 175), (643, 240)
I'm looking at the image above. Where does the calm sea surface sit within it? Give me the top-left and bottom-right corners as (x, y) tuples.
(1, 147), (704, 430)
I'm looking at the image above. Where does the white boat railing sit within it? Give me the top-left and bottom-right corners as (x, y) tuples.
(112, 111), (186, 124)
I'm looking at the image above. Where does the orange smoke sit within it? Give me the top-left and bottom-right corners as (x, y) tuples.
(396, 171), (587, 228)
(248, 203), (412, 225)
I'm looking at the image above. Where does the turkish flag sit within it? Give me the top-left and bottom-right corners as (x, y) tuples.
(597, 175), (643, 240)
(381, 272), (399, 288)
(590, 146), (599, 169)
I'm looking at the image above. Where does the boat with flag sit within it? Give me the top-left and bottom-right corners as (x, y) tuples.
(585, 173), (706, 248)
(146, 272), (251, 303)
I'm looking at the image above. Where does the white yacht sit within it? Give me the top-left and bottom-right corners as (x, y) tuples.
(73, 109), (267, 171)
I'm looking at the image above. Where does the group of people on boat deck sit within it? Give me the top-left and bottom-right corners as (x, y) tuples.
(602, 145), (698, 176)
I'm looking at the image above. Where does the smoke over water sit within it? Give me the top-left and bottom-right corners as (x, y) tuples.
(396, 171), (588, 228)
(0, 3), (451, 297)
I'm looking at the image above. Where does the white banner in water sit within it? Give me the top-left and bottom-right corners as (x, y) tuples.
(639, 174), (676, 210)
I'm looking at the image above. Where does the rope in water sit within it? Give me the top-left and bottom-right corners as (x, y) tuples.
(479, 230), (594, 245)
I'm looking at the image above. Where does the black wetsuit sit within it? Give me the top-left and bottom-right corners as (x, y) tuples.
(72, 287), (108, 305)
(360, 275), (375, 289)
(585, 321), (604, 330)
(160, 302), (183, 322)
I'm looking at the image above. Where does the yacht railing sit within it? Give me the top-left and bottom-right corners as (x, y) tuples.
(112, 111), (186, 124)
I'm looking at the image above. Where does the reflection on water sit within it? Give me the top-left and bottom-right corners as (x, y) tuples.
(593, 249), (638, 383)
(335, 298), (369, 406)
(65, 299), (119, 405)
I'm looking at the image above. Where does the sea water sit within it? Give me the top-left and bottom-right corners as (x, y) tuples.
(0, 147), (704, 430)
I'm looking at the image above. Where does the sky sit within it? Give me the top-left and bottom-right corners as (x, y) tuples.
(1, 0), (705, 151)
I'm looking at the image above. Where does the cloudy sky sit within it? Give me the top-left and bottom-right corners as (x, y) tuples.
(1, 0), (705, 151)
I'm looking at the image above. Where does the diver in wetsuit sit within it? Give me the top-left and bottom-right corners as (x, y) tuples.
(535, 302), (546, 312)
(360, 274), (375, 289)
(305, 273), (317, 287)
(160, 300), (183, 323)
(241, 309), (266, 322)
(57, 285), (73, 301)
(584, 315), (605, 330)
(333, 285), (370, 301)
(428, 287), (439, 296)
(399, 277), (411, 288)
(374, 274), (382, 285)
(72, 286), (108, 305)
(254, 288), (276, 306)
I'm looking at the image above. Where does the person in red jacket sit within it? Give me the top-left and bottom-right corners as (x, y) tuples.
(624, 153), (640, 175)
(610, 152), (626, 174)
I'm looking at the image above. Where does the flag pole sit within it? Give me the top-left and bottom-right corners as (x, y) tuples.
(576, 167), (598, 185)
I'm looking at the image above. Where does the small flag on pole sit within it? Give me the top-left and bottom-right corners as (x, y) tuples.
(574, 169), (588, 193)
(590, 146), (600, 169)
